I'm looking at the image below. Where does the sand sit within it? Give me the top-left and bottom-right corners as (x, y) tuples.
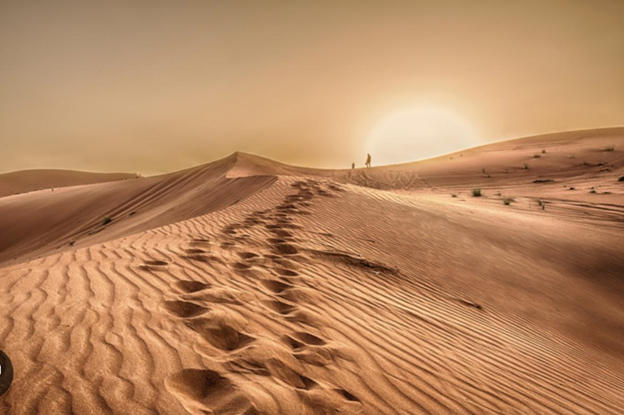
(0, 170), (139, 198)
(0, 127), (623, 414)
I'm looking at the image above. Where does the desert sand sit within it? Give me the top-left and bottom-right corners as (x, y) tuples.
(0, 127), (623, 414)
(0, 170), (139, 199)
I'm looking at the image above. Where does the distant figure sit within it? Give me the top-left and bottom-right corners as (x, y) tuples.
(365, 153), (371, 168)
(351, 162), (355, 169)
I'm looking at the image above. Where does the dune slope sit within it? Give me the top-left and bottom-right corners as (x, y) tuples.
(0, 155), (275, 265)
(0, 128), (623, 414)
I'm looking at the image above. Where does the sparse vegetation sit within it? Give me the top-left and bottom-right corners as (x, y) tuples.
(533, 154), (541, 158)
(541, 149), (546, 154)
(451, 194), (457, 198)
(503, 197), (515, 206)
(568, 186), (575, 190)
(619, 176), (624, 182)
(102, 217), (113, 225)
(537, 199), (546, 210)
(472, 188), (482, 197)
(533, 179), (554, 183)
(589, 188), (597, 194)
(522, 163), (529, 170)
(603, 145), (615, 152)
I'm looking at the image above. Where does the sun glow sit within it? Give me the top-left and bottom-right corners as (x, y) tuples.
(365, 107), (478, 166)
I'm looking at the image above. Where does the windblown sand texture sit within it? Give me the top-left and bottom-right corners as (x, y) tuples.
(0, 128), (623, 414)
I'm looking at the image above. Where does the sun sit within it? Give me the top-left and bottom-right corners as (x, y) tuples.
(365, 107), (477, 166)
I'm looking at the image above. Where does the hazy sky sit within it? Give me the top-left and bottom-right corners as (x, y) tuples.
(1, 0), (623, 174)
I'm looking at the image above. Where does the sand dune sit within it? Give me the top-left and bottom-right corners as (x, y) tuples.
(0, 128), (623, 414)
(0, 170), (139, 198)
(0, 156), (275, 265)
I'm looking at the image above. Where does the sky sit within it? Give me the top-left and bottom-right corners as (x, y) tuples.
(1, 0), (623, 175)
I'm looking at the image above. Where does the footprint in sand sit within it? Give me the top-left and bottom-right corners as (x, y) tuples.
(242, 217), (264, 226)
(175, 280), (210, 293)
(260, 279), (293, 294)
(316, 189), (337, 198)
(189, 238), (211, 247)
(265, 223), (301, 230)
(263, 299), (296, 315)
(283, 334), (306, 350)
(166, 368), (259, 415)
(270, 229), (293, 238)
(139, 259), (168, 271)
(163, 300), (208, 318)
(183, 248), (206, 254)
(186, 318), (255, 351)
(237, 252), (259, 260)
(221, 224), (240, 235)
(292, 331), (327, 346)
(274, 267), (298, 276)
(233, 261), (252, 270)
(272, 243), (299, 255)
(335, 388), (360, 402)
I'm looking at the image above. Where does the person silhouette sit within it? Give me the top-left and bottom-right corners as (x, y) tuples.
(351, 162), (355, 169)
(365, 153), (371, 168)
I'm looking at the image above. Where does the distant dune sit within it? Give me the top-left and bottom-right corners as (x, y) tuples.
(0, 169), (139, 198)
(0, 127), (623, 414)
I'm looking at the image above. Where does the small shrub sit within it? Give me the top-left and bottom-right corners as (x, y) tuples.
(102, 217), (113, 225)
(603, 145), (615, 152)
(503, 197), (515, 206)
(472, 188), (482, 197)
(542, 149), (546, 154)
(589, 188), (597, 194)
(451, 194), (457, 198)
(522, 163), (529, 170)
(568, 186), (575, 190)
(533, 154), (541, 158)
(618, 176), (624, 182)
(537, 199), (546, 210)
